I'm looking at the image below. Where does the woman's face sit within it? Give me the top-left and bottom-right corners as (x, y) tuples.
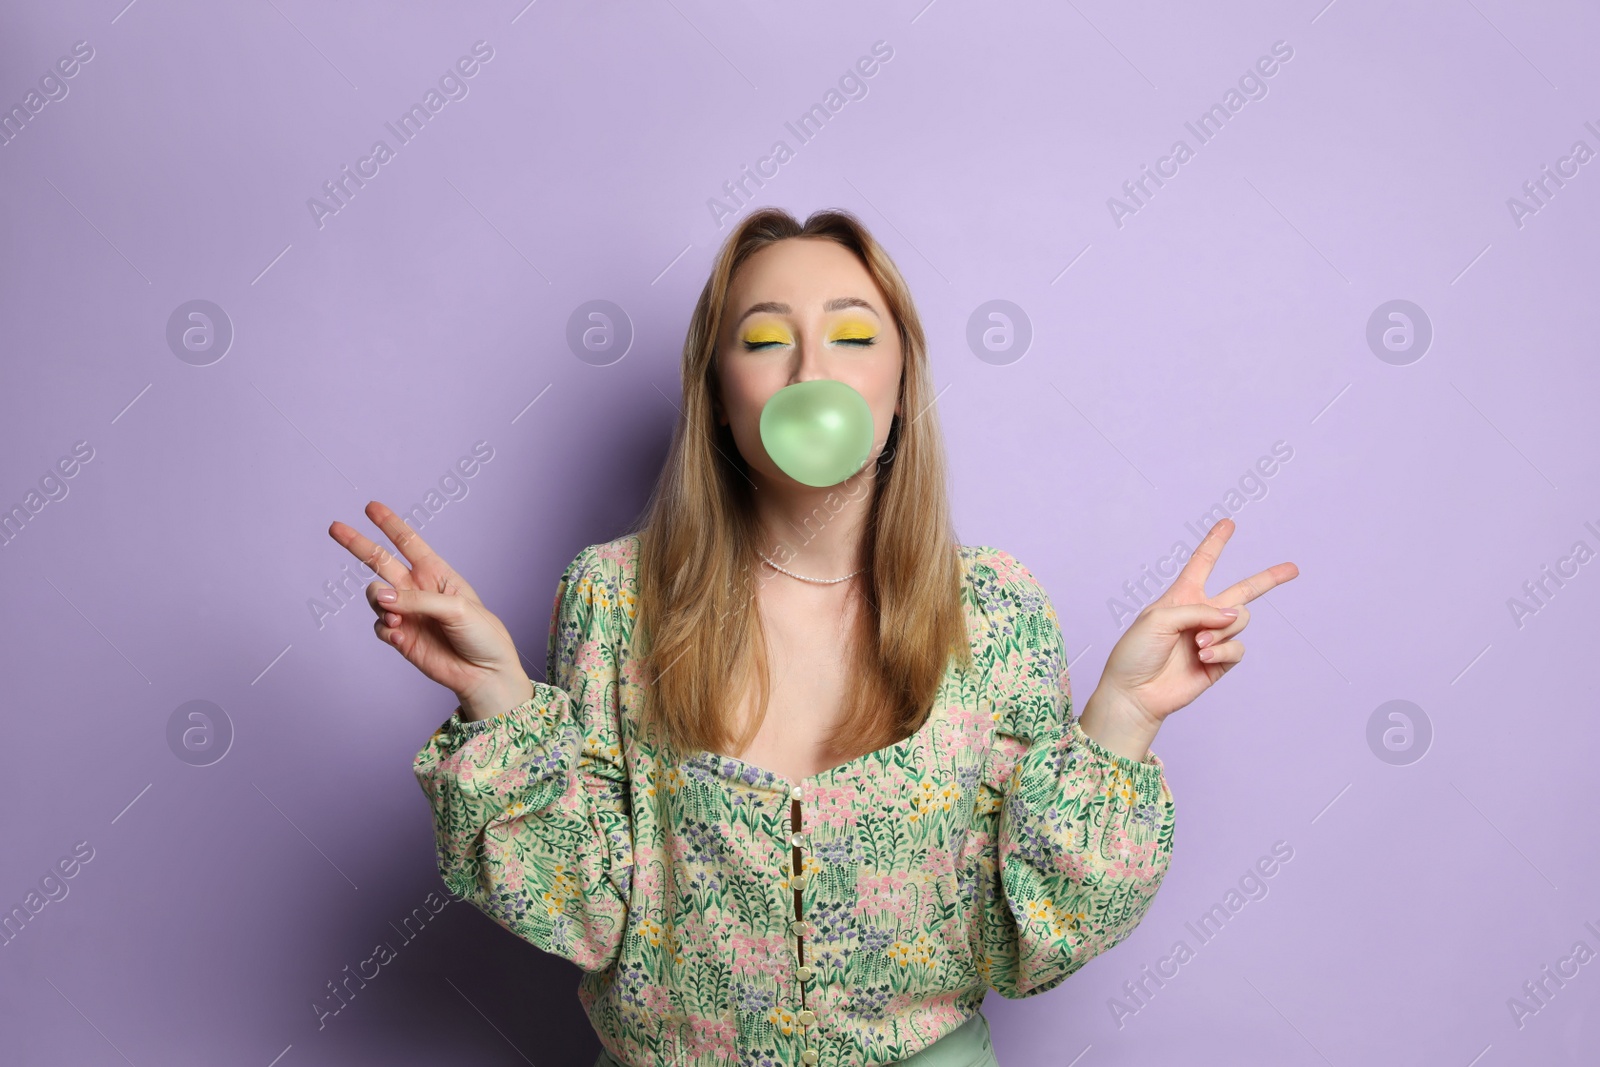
(713, 236), (904, 489)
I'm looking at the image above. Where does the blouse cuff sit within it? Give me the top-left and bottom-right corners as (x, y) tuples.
(1067, 716), (1165, 785)
(442, 688), (552, 742)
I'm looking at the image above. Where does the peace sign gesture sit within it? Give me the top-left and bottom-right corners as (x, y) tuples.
(1080, 517), (1299, 758)
(327, 501), (533, 721)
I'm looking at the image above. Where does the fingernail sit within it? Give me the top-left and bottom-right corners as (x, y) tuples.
(376, 587), (397, 604)
(1220, 608), (1238, 618)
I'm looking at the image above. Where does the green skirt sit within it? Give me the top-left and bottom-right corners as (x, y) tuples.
(592, 1010), (998, 1067)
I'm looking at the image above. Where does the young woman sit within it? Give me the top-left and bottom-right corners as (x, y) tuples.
(328, 208), (1297, 1066)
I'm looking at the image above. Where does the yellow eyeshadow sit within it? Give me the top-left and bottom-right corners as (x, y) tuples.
(741, 323), (792, 345)
(829, 320), (877, 341)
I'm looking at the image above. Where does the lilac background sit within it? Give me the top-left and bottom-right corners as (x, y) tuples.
(3, 0), (1598, 1064)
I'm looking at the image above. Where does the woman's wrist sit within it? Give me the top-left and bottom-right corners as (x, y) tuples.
(1077, 685), (1162, 763)
(458, 672), (536, 724)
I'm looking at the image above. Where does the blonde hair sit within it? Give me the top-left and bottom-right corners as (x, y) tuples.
(630, 207), (972, 764)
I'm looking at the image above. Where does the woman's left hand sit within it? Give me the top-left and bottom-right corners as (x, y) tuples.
(1081, 517), (1299, 756)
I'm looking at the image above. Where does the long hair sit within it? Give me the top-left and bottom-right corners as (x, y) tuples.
(629, 207), (973, 765)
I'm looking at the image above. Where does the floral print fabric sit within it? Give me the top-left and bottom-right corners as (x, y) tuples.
(413, 534), (1176, 1066)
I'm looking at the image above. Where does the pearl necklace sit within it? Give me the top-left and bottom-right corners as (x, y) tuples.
(757, 552), (865, 585)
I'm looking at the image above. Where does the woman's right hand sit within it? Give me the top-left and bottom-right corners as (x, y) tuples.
(328, 500), (533, 721)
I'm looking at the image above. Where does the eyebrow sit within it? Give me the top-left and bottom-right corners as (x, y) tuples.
(733, 297), (882, 327)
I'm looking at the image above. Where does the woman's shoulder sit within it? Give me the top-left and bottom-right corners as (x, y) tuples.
(581, 531), (642, 574)
(557, 533), (642, 618)
(558, 532), (640, 569)
(956, 541), (1059, 642)
(958, 543), (1068, 738)
(956, 542), (1047, 597)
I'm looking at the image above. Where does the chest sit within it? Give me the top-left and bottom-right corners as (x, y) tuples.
(725, 581), (860, 782)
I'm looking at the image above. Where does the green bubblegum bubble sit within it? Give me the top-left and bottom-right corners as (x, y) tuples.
(758, 379), (875, 488)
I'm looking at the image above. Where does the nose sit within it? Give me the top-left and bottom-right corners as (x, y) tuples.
(790, 325), (831, 385)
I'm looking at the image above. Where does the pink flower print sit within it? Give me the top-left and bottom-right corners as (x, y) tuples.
(1106, 853), (1139, 879)
(500, 858), (525, 895)
(664, 834), (688, 867)
(992, 731), (1028, 764)
(677, 910), (707, 945)
(685, 1017), (736, 1058)
(642, 985), (672, 1015)
(947, 704), (991, 736)
(572, 641), (604, 674)
(989, 645), (1028, 694)
(730, 931), (787, 977)
(707, 911), (741, 946)
(854, 871), (915, 923)
(924, 847), (956, 879)
(437, 747), (473, 778)
(1053, 847), (1092, 882)
(922, 989), (963, 1017)
(848, 772), (890, 813)
(496, 765), (530, 793)
(940, 730), (971, 761)
(809, 784), (857, 829)
(729, 931), (761, 975)
(620, 656), (647, 689)
(635, 860), (663, 900)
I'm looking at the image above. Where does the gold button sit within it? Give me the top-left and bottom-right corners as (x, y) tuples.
(796, 966), (815, 981)
(798, 1009), (816, 1026)
(789, 833), (804, 847)
(790, 784), (803, 801)
(801, 1051), (818, 1065)
(789, 874), (807, 890)
(789, 919), (809, 937)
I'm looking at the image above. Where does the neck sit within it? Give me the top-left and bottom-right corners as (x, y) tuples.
(750, 465), (878, 579)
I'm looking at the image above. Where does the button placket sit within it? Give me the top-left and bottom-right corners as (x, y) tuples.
(787, 783), (819, 1063)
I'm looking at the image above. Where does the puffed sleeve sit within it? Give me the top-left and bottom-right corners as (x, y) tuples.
(972, 550), (1176, 999)
(412, 543), (635, 972)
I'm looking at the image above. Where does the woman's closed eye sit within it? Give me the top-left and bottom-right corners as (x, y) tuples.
(739, 323), (791, 350)
(828, 319), (879, 348)
(739, 323), (880, 350)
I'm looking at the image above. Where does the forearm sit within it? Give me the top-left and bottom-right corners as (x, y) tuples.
(1077, 685), (1162, 763)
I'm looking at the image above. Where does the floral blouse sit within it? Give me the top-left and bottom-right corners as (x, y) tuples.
(413, 534), (1176, 1067)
